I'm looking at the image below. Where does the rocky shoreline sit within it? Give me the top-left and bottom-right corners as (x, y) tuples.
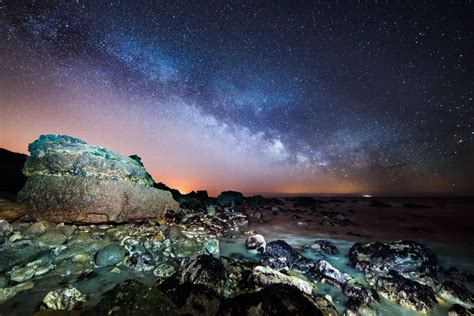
(0, 135), (473, 315)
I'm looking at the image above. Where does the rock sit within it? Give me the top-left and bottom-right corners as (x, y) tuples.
(445, 267), (474, 283)
(18, 134), (180, 223)
(0, 281), (34, 304)
(448, 304), (474, 316)
(0, 243), (47, 274)
(95, 243), (125, 267)
(219, 284), (338, 315)
(439, 281), (473, 308)
(41, 286), (86, 310)
(9, 264), (37, 282)
(207, 204), (216, 216)
(252, 265), (315, 295)
(0, 276), (7, 287)
(24, 221), (55, 236)
(304, 240), (338, 255)
(271, 206), (280, 215)
(313, 260), (351, 286)
(220, 257), (256, 297)
(0, 199), (27, 221)
(369, 200), (391, 207)
(261, 257), (289, 271)
(0, 148), (27, 193)
(250, 210), (263, 221)
(343, 280), (379, 312)
(373, 271), (437, 313)
(180, 254), (226, 296)
(349, 240), (439, 286)
(246, 234), (266, 250)
(38, 230), (68, 247)
(154, 262), (177, 279)
(264, 240), (314, 273)
(95, 281), (178, 315)
(8, 232), (23, 243)
(217, 191), (244, 207)
(0, 219), (13, 239)
(203, 238), (220, 257)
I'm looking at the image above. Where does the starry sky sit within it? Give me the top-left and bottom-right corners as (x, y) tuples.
(0, 1), (473, 196)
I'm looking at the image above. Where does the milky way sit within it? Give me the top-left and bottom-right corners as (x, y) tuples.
(0, 1), (472, 195)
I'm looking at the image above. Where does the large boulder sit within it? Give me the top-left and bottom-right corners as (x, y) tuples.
(18, 134), (180, 223)
(349, 240), (439, 286)
(217, 191), (244, 207)
(264, 240), (314, 273)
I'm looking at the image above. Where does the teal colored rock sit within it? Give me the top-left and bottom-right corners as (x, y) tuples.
(18, 134), (180, 223)
(95, 244), (125, 267)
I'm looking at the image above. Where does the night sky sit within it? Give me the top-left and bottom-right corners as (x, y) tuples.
(0, 1), (472, 196)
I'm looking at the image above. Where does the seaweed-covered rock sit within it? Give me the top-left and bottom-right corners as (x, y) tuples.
(217, 191), (244, 207)
(373, 271), (437, 313)
(252, 265), (315, 295)
(219, 284), (338, 316)
(439, 281), (473, 308)
(304, 240), (338, 255)
(264, 240), (314, 273)
(246, 234), (266, 250)
(349, 240), (439, 286)
(41, 286), (86, 310)
(313, 260), (351, 286)
(180, 254), (226, 296)
(18, 134), (180, 223)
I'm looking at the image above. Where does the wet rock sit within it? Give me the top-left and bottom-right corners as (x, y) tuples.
(271, 206), (280, 215)
(0, 243), (48, 273)
(18, 134), (180, 223)
(0, 276), (7, 287)
(0, 281), (34, 304)
(96, 280), (178, 315)
(349, 240), (439, 286)
(261, 257), (288, 271)
(252, 265), (315, 295)
(164, 282), (221, 315)
(265, 240), (314, 273)
(219, 284), (338, 316)
(250, 210), (263, 221)
(343, 280), (379, 313)
(369, 200), (391, 207)
(203, 238), (220, 257)
(0, 219), (13, 241)
(439, 281), (473, 308)
(313, 260), (351, 286)
(304, 240), (339, 255)
(8, 258), (53, 282)
(24, 221), (55, 236)
(38, 230), (68, 247)
(373, 271), (437, 313)
(246, 234), (266, 250)
(445, 267), (474, 283)
(221, 257), (256, 297)
(217, 191), (244, 207)
(154, 261), (177, 279)
(41, 286), (86, 310)
(180, 254), (226, 296)
(173, 237), (201, 258)
(448, 304), (474, 316)
(94, 243), (125, 267)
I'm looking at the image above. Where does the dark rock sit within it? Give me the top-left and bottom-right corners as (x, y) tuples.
(349, 240), (439, 286)
(250, 210), (263, 221)
(445, 267), (474, 283)
(180, 254), (226, 296)
(179, 190), (211, 208)
(166, 282), (221, 315)
(261, 257), (288, 271)
(94, 280), (178, 315)
(403, 203), (432, 208)
(264, 240), (314, 273)
(217, 191), (244, 207)
(219, 284), (338, 316)
(343, 280), (379, 311)
(0, 148), (27, 194)
(369, 200), (391, 207)
(0, 243), (48, 273)
(153, 181), (182, 201)
(18, 134), (180, 223)
(439, 280), (473, 308)
(94, 244), (125, 267)
(304, 240), (338, 255)
(373, 271), (437, 313)
(448, 304), (474, 316)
